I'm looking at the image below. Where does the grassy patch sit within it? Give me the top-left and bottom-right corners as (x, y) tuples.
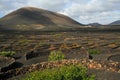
(18, 39), (31, 46)
(88, 49), (101, 55)
(21, 65), (95, 80)
(0, 51), (16, 57)
(53, 33), (62, 37)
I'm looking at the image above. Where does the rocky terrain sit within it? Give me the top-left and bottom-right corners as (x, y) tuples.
(1, 59), (120, 80)
(0, 31), (120, 80)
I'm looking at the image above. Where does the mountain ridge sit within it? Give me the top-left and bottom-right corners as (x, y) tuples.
(109, 20), (120, 25)
(0, 7), (82, 30)
(88, 23), (102, 26)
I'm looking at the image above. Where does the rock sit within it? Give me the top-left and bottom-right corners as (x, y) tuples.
(0, 56), (15, 72)
(108, 54), (120, 62)
(1, 59), (120, 80)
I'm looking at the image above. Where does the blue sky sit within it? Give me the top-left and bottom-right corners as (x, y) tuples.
(0, 0), (120, 24)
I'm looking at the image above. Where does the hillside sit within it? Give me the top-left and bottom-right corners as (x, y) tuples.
(88, 23), (102, 26)
(0, 7), (82, 30)
(109, 20), (120, 25)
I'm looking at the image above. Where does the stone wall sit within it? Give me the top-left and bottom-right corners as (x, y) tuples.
(0, 59), (120, 79)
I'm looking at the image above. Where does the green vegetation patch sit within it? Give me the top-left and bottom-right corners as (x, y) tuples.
(48, 50), (65, 61)
(19, 39), (30, 44)
(18, 39), (31, 46)
(22, 65), (95, 80)
(0, 51), (16, 57)
(88, 49), (101, 55)
(53, 33), (62, 37)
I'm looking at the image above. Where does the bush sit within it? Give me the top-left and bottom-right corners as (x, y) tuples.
(48, 50), (65, 61)
(22, 65), (95, 80)
(88, 49), (100, 55)
(0, 51), (16, 57)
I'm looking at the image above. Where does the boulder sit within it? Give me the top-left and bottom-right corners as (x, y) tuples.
(108, 54), (120, 62)
(0, 56), (15, 72)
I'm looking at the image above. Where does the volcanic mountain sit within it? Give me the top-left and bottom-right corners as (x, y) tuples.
(109, 20), (120, 25)
(0, 7), (82, 30)
(88, 23), (102, 26)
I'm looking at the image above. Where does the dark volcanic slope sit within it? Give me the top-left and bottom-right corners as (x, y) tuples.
(0, 7), (82, 30)
(110, 20), (120, 25)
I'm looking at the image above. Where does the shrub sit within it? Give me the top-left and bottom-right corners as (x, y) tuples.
(88, 49), (100, 55)
(22, 65), (95, 80)
(0, 51), (16, 57)
(48, 50), (65, 61)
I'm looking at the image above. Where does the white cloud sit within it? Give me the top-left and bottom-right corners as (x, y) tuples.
(60, 0), (120, 24)
(0, 0), (68, 15)
(27, 0), (67, 12)
(0, 0), (120, 24)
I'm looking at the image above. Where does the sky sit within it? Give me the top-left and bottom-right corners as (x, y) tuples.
(0, 0), (120, 24)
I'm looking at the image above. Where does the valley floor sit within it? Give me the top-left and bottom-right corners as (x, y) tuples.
(0, 30), (120, 80)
